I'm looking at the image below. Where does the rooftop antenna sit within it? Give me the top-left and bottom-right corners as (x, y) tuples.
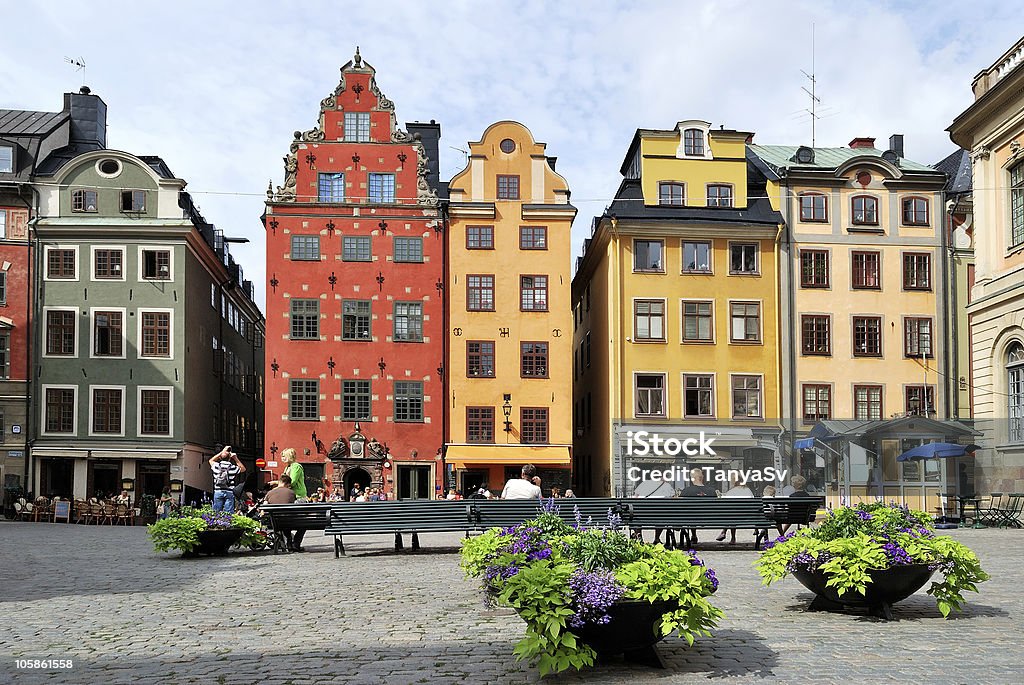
(449, 145), (469, 164)
(800, 24), (821, 147)
(64, 56), (87, 86)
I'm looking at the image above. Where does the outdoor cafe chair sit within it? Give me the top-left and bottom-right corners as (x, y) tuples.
(978, 493), (1005, 526)
(73, 501), (90, 524)
(101, 503), (116, 525)
(13, 502), (30, 521)
(88, 502), (104, 524)
(114, 504), (131, 526)
(997, 493), (1024, 529)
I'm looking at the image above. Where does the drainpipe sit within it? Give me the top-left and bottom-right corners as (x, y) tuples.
(22, 184), (41, 493)
(783, 175), (798, 467)
(945, 195), (962, 420)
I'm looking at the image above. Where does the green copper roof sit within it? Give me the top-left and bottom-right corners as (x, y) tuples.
(748, 144), (938, 174)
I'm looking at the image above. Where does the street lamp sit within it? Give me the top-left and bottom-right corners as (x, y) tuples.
(502, 393), (513, 433)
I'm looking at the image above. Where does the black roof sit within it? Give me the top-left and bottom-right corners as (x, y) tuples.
(932, 148), (972, 194)
(0, 109), (67, 136)
(139, 155), (177, 179)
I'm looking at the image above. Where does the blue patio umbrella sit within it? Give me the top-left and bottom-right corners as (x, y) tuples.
(896, 443), (981, 462)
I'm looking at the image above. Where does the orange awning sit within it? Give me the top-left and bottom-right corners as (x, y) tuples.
(445, 445), (571, 470)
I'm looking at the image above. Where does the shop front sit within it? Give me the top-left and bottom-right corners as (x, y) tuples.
(444, 444), (572, 498)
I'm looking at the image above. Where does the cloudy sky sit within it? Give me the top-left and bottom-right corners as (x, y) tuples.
(3, 1), (1021, 311)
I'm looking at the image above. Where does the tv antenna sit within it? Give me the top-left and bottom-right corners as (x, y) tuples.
(64, 56), (87, 85)
(449, 145), (469, 164)
(800, 24), (821, 147)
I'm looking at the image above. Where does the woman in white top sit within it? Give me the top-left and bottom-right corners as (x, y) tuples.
(716, 476), (754, 543)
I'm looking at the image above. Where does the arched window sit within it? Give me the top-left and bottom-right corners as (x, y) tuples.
(851, 195), (878, 225)
(901, 196), (930, 226)
(1009, 342), (1024, 443)
(1010, 162), (1024, 247)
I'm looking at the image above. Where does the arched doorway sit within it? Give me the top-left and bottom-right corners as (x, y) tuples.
(342, 467), (372, 500)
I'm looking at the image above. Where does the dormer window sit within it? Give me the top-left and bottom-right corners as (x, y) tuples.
(0, 145), (13, 173)
(120, 190), (145, 213)
(683, 128), (705, 156)
(658, 182), (684, 206)
(707, 184), (733, 207)
(72, 189), (98, 213)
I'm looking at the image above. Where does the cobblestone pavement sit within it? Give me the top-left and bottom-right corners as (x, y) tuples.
(0, 521), (1021, 685)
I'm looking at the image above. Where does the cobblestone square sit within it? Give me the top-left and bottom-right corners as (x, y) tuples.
(0, 522), (1020, 684)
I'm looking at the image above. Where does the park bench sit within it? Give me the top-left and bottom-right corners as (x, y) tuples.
(259, 503), (333, 554)
(623, 497), (824, 550)
(326, 500), (473, 556)
(466, 497), (632, 530)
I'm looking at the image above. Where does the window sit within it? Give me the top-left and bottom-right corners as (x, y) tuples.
(633, 300), (665, 341)
(520, 275), (548, 311)
(344, 112), (370, 142)
(851, 196), (878, 225)
(902, 197), (929, 226)
(682, 241), (712, 273)
(47, 249), (76, 279)
(393, 301), (423, 342)
(368, 173), (395, 203)
(732, 375), (762, 419)
(141, 389), (170, 435)
(467, 407), (495, 443)
(289, 379), (319, 420)
(730, 302), (761, 342)
(0, 272), (5, 305)
(684, 374), (714, 417)
(635, 374), (666, 417)
(521, 408), (549, 443)
(801, 315), (831, 355)
(290, 235), (320, 261)
(903, 253), (931, 290)
(92, 388), (122, 434)
(683, 301), (713, 341)
(854, 385), (883, 421)
(71, 189), (98, 212)
(852, 316), (882, 357)
(1008, 343), (1024, 442)
(142, 249), (171, 280)
(94, 249), (123, 279)
(905, 385), (935, 416)
(707, 184), (733, 207)
(341, 300), (371, 340)
(519, 226), (547, 250)
(904, 318), (933, 358)
(802, 384), (831, 423)
(634, 240), (664, 272)
(500, 138), (516, 154)
(799, 193), (828, 222)
(290, 299), (320, 339)
(342, 235), (372, 261)
(0, 145), (12, 173)
(318, 173), (345, 202)
(93, 311), (123, 357)
(46, 310), (76, 356)
(141, 311), (171, 357)
(521, 342), (548, 378)
(466, 225), (494, 249)
(394, 381), (423, 422)
(467, 341), (495, 378)
(341, 380), (371, 421)
(0, 209), (5, 239)
(729, 243), (758, 274)
(800, 250), (829, 288)
(394, 237), (423, 263)
(683, 128), (704, 156)
(0, 333), (8, 379)
(658, 182), (684, 206)
(45, 388), (75, 433)
(467, 275), (495, 311)
(120, 190), (145, 212)
(496, 175), (520, 200)
(852, 251), (881, 289)
(1012, 164), (1024, 247)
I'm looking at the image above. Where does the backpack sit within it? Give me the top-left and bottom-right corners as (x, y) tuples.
(213, 463), (235, 489)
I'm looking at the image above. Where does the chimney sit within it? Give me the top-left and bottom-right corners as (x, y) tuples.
(547, 156), (557, 171)
(405, 120), (442, 194)
(848, 137), (876, 149)
(63, 86), (107, 150)
(888, 134), (904, 158)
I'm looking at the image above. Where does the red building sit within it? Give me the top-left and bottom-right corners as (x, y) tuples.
(264, 49), (445, 499)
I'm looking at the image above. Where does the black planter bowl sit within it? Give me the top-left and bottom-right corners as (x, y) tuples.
(569, 599), (678, 668)
(792, 563), (935, 620)
(184, 528), (244, 557)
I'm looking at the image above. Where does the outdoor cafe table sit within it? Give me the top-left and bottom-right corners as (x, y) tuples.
(957, 496), (984, 528)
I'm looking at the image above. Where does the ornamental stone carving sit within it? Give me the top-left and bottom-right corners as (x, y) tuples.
(414, 139), (439, 207)
(274, 152), (298, 202)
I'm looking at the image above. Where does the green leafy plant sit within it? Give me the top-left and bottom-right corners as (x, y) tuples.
(460, 507), (722, 675)
(146, 505), (262, 554)
(755, 502), (989, 616)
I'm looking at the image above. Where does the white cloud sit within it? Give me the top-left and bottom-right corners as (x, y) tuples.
(3, 0), (1021, 310)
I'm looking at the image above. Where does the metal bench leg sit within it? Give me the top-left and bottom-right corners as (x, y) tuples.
(335, 535), (345, 557)
(411, 533), (420, 550)
(755, 528), (767, 550)
(394, 533), (404, 550)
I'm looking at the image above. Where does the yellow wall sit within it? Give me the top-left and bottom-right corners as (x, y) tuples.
(639, 131), (749, 207)
(448, 121), (574, 449)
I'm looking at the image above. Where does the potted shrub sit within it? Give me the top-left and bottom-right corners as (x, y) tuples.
(147, 506), (261, 556)
(460, 506), (722, 675)
(756, 502), (989, 619)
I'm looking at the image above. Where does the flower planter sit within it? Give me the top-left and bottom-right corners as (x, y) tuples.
(185, 528), (244, 557)
(792, 563), (935, 620)
(568, 598), (678, 667)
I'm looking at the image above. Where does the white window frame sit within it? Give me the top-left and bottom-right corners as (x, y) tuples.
(137, 385), (174, 437)
(88, 384), (126, 437)
(633, 297), (667, 342)
(43, 244), (80, 282)
(137, 307), (175, 359)
(40, 384), (78, 437)
(137, 245), (175, 282)
(89, 307), (127, 360)
(728, 241), (760, 275)
(681, 298), (716, 343)
(727, 298), (763, 344)
(681, 240), (713, 274)
(90, 244), (127, 281)
(682, 372), (716, 419)
(729, 373), (764, 420)
(0, 208), (7, 239)
(0, 144), (13, 173)
(42, 306), (80, 359)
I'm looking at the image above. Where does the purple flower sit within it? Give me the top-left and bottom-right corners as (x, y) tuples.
(568, 569), (625, 628)
(607, 509), (623, 529)
(857, 510), (873, 521)
(882, 539), (913, 566)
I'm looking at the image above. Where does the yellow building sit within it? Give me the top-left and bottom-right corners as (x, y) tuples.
(749, 137), (973, 510)
(444, 121), (576, 495)
(572, 121), (784, 497)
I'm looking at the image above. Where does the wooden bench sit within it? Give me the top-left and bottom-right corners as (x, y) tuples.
(623, 497), (823, 550)
(466, 498), (633, 530)
(259, 503), (333, 554)
(326, 500), (473, 556)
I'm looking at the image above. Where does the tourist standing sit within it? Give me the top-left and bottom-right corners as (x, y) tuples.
(210, 445), (246, 513)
